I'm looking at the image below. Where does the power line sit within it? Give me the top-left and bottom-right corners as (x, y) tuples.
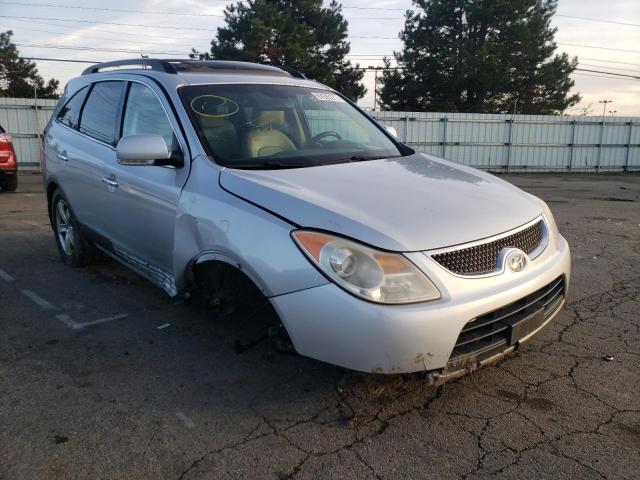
(2, 2), (637, 33)
(579, 63), (640, 74)
(0, 13), (401, 30)
(22, 56), (99, 64)
(575, 68), (639, 79)
(342, 5), (406, 11)
(345, 42), (640, 57)
(11, 25), (640, 67)
(555, 14), (640, 28)
(343, 5), (640, 27)
(579, 58), (640, 67)
(559, 43), (640, 54)
(573, 73), (637, 81)
(6, 25), (206, 48)
(350, 36), (640, 55)
(9, 0), (638, 28)
(0, 1), (226, 17)
(0, 15), (219, 31)
(16, 43), (192, 55)
(356, 66), (638, 79)
(22, 56), (639, 82)
(4, 16), (206, 40)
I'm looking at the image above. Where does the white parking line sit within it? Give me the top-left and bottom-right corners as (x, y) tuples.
(21, 289), (54, 310)
(0, 212), (48, 218)
(0, 268), (15, 282)
(55, 313), (79, 329)
(20, 220), (50, 231)
(176, 412), (196, 429)
(54, 312), (129, 330)
(75, 313), (129, 329)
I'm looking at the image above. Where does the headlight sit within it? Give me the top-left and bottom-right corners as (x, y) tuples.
(292, 231), (440, 304)
(528, 193), (560, 248)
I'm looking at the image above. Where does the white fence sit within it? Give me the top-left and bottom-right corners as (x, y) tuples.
(0, 97), (57, 172)
(1, 97), (638, 172)
(370, 111), (640, 172)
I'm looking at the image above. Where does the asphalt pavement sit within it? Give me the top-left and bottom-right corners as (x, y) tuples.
(1, 173), (639, 479)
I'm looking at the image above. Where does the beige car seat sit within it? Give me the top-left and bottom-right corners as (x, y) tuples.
(245, 110), (297, 158)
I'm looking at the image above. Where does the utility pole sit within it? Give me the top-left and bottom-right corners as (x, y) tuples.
(597, 100), (612, 173)
(598, 99), (612, 117)
(33, 81), (41, 171)
(369, 66), (382, 111)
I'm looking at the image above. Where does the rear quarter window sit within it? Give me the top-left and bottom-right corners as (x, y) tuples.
(0, 125), (5, 133)
(79, 81), (125, 145)
(57, 86), (89, 130)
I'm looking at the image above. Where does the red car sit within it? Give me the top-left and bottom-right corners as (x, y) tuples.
(0, 124), (18, 191)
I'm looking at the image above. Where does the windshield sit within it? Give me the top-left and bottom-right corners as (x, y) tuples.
(179, 84), (404, 169)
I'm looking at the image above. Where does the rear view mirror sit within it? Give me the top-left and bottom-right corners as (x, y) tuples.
(117, 134), (180, 167)
(385, 125), (398, 138)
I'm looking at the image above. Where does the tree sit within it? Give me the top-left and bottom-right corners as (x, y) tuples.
(193, 0), (365, 100)
(378, 0), (580, 114)
(0, 31), (59, 99)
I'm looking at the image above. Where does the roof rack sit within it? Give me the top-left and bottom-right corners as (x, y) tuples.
(276, 65), (307, 79)
(81, 59), (178, 75)
(81, 58), (306, 78)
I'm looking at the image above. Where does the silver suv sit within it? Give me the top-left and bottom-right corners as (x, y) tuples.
(43, 59), (570, 379)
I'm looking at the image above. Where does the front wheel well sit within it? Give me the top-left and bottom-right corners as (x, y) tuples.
(191, 260), (294, 352)
(192, 260), (268, 310)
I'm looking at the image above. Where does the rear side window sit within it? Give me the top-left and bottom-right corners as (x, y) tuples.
(0, 125), (5, 133)
(122, 83), (177, 153)
(79, 81), (125, 145)
(57, 86), (89, 130)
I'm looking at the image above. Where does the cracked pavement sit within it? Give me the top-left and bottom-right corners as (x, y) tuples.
(1, 173), (639, 479)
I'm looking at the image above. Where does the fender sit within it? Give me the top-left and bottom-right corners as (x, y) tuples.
(172, 159), (328, 297)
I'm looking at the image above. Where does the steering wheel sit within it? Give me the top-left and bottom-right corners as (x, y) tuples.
(309, 131), (342, 145)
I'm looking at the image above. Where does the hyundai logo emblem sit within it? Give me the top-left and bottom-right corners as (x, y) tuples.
(507, 251), (528, 272)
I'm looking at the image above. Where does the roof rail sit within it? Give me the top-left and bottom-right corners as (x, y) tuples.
(81, 58), (307, 78)
(81, 59), (178, 75)
(276, 65), (307, 79)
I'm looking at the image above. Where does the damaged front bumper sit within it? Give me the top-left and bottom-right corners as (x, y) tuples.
(270, 235), (570, 376)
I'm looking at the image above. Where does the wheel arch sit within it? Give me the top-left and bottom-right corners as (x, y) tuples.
(46, 180), (62, 227)
(186, 251), (270, 298)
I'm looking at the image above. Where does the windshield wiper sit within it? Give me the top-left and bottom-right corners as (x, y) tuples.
(229, 160), (314, 170)
(228, 154), (402, 170)
(345, 154), (401, 162)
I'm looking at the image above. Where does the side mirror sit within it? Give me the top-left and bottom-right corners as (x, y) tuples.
(384, 125), (398, 138)
(116, 134), (181, 167)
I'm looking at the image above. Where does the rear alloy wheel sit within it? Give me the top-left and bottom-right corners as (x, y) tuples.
(52, 190), (91, 267)
(1, 176), (17, 191)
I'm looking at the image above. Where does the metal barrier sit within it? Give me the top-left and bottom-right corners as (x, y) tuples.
(371, 111), (639, 172)
(0, 97), (56, 172)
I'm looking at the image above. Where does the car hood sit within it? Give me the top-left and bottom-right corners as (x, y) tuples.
(219, 153), (542, 251)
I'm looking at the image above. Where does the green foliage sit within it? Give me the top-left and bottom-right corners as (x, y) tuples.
(379, 0), (580, 114)
(194, 0), (365, 100)
(0, 31), (59, 99)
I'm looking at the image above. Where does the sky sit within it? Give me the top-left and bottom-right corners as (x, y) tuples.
(1, 0), (639, 116)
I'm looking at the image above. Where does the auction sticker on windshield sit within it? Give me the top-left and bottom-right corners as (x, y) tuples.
(311, 92), (344, 102)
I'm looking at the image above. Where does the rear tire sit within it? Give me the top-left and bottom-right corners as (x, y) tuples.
(1, 176), (17, 191)
(51, 190), (92, 267)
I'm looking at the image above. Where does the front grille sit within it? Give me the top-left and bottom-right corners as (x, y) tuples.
(448, 276), (565, 366)
(432, 220), (545, 276)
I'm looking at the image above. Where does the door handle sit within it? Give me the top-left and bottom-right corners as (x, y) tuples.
(101, 177), (119, 189)
(57, 152), (68, 162)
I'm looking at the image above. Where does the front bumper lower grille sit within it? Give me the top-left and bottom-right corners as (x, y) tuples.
(448, 276), (565, 367)
(432, 219), (545, 276)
